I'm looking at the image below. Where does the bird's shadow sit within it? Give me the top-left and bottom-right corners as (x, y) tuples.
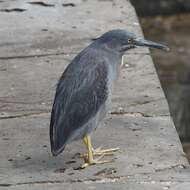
(10, 143), (85, 173)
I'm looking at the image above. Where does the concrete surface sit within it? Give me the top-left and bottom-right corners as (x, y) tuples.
(0, 0), (189, 189)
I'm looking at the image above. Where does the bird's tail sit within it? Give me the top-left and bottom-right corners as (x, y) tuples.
(49, 108), (66, 156)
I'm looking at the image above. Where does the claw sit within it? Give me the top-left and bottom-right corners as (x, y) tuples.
(80, 147), (119, 158)
(81, 157), (114, 169)
(94, 147), (120, 154)
(81, 135), (119, 169)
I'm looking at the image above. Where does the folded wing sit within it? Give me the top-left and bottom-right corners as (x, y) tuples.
(50, 58), (108, 156)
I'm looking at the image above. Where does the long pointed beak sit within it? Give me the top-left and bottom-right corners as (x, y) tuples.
(134, 38), (170, 51)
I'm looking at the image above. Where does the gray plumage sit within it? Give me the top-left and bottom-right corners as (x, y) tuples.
(50, 29), (169, 156)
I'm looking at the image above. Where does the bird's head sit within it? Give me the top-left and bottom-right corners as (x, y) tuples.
(96, 29), (169, 54)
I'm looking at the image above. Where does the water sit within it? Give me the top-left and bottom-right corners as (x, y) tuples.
(140, 13), (190, 161)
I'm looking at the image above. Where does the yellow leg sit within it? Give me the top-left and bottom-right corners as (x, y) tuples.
(81, 137), (119, 158)
(81, 135), (116, 168)
(83, 136), (88, 147)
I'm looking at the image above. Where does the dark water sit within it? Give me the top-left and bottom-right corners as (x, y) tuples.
(140, 13), (190, 160)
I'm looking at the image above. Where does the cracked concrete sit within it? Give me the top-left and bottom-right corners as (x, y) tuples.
(0, 111), (50, 120)
(0, 0), (189, 189)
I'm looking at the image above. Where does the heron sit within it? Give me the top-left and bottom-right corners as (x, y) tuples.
(50, 29), (169, 168)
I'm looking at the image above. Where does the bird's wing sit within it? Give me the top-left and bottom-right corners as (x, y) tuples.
(50, 60), (108, 156)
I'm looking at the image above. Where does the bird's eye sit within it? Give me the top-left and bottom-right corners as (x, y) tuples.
(128, 38), (133, 44)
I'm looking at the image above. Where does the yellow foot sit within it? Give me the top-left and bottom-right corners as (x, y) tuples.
(80, 147), (119, 158)
(93, 147), (120, 155)
(81, 136), (119, 169)
(81, 154), (114, 169)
